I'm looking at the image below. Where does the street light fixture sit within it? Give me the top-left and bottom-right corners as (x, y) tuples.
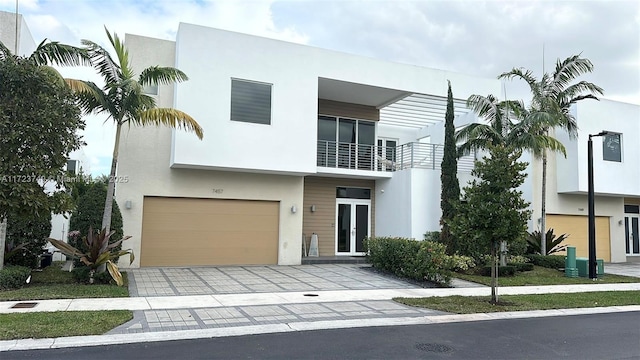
(587, 131), (608, 280)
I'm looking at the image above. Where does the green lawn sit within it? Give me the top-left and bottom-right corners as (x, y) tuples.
(0, 264), (129, 301)
(395, 291), (640, 314)
(454, 266), (639, 286)
(0, 311), (133, 340)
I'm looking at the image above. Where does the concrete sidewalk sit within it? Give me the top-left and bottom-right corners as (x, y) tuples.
(2, 282), (640, 352)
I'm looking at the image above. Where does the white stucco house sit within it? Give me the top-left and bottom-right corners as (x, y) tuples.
(3, 12), (638, 267)
(112, 22), (639, 268)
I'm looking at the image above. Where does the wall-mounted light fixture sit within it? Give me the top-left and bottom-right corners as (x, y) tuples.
(291, 205), (297, 214)
(310, 205), (316, 212)
(618, 219), (624, 226)
(125, 200), (132, 209)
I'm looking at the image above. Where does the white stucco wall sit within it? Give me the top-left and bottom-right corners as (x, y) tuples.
(0, 11), (35, 56)
(556, 100), (640, 196)
(118, 34), (304, 267)
(171, 23), (500, 175)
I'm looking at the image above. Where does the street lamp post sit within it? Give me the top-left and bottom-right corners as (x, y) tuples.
(588, 131), (608, 280)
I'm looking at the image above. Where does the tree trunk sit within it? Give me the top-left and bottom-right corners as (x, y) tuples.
(101, 123), (122, 235)
(99, 123), (122, 273)
(0, 217), (6, 270)
(540, 151), (547, 255)
(490, 245), (497, 304)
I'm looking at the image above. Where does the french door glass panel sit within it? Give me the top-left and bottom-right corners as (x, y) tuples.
(336, 200), (370, 254)
(318, 116), (336, 167)
(355, 205), (368, 252)
(338, 119), (356, 169)
(337, 204), (351, 252)
(625, 216), (639, 255)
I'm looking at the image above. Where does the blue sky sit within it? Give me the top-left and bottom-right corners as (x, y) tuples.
(1, 0), (638, 177)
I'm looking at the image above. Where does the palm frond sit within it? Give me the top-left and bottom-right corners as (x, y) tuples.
(134, 108), (204, 139)
(71, 80), (115, 117)
(550, 55), (595, 96)
(104, 27), (133, 80)
(82, 39), (121, 85)
(29, 40), (90, 67)
(0, 40), (15, 60)
(498, 67), (538, 89)
(139, 66), (189, 87)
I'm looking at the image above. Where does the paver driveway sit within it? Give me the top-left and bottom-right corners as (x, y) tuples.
(128, 264), (421, 297)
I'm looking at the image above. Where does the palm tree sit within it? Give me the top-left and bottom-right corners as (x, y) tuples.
(498, 54), (603, 254)
(0, 38), (89, 269)
(456, 94), (566, 158)
(70, 27), (203, 240)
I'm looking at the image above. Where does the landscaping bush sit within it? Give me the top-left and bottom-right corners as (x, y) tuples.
(365, 237), (452, 285)
(526, 229), (569, 255)
(423, 231), (441, 243)
(68, 182), (123, 257)
(0, 266), (31, 290)
(5, 212), (52, 269)
(448, 254), (477, 272)
(480, 265), (516, 277)
(507, 236), (528, 256)
(72, 266), (116, 285)
(508, 262), (534, 272)
(526, 254), (565, 269)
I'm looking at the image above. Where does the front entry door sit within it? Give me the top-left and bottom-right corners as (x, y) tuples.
(625, 215), (639, 255)
(336, 199), (370, 255)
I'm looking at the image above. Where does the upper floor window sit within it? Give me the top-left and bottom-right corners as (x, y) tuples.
(143, 84), (158, 95)
(603, 132), (622, 162)
(231, 79), (272, 125)
(66, 159), (78, 175)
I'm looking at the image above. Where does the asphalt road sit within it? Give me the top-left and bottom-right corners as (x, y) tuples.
(5, 312), (640, 360)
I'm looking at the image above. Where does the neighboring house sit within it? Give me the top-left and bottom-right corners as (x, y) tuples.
(540, 99), (640, 263)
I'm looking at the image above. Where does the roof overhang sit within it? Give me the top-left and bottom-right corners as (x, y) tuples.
(318, 78), (411, 108)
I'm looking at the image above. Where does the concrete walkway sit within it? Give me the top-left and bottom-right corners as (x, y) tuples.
(1, 264), (639, 352)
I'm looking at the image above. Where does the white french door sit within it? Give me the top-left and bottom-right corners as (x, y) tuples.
(335, 199), (371, 255)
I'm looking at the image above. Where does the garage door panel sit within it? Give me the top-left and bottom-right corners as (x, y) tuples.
(546, 214), (610, 262)
(140, 197), (279, 266)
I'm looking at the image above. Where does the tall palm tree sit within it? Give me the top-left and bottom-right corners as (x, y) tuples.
(499, 54), (603, 254)
(70, 27), (204, 239)
(0, 38), (89, 269)
(456, 94), (566, 158)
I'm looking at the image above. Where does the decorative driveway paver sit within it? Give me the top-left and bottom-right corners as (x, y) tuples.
(128, 264), (421, 297)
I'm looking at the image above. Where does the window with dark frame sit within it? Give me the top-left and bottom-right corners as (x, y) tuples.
(602, 132), (622, 162)
(230, 79), (272, 125)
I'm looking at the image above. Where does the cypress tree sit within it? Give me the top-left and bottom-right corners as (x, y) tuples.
(439, 80), (460, 254)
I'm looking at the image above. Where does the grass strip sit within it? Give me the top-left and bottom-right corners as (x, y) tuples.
(0, 311), (133, 340)
(395, 291), (640, 314)
(454, 266), (639, 286)
(0, 284), (129, 301)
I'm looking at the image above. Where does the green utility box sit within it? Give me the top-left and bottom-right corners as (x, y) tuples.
(565, 247), (578, 278)
(575, 257), (604, 277)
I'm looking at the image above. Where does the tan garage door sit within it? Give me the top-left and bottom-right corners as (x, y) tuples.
(140, 197), (279, 267)
(546, 214), (610, 261)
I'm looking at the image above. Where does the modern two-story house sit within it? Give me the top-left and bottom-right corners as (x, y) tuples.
(116, 23), (497, 267)
(113, 23), (639, 268)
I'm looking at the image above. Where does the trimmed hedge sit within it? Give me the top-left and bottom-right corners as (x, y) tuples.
(526, 254), (565, 269)
(508, 262), (535, 272)
(365, 237), (452, 285)
(0, 266), (31, 290)
(480, 265), (516, 277)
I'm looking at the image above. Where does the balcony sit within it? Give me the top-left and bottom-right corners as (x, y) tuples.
(316, 140), (476, 175)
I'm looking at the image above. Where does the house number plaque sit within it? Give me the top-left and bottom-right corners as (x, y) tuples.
(212, 188), (224, 194)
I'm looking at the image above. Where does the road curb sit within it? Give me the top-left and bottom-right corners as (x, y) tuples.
(1, 305), (639, 352)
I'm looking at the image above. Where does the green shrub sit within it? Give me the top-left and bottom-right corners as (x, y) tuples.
(508, 262), (534, 272)
(68, 182), (123, 257)
(423, 231), (441, 243)
(0, 266), (32, 290)
(365, 237), (452, 285)
(526, 229), (569, 255)
(5, 212), (52, 269)
(507, 255), (531, 264)
(507, 236), (528, 256)
(72, 266), (114, 285)
(480, 265), (516, 277)
(526, 254), (565, 269)
(449, 254), (477, 272)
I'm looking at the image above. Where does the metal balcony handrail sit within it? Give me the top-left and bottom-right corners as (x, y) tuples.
(316, 140), (475, 173)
